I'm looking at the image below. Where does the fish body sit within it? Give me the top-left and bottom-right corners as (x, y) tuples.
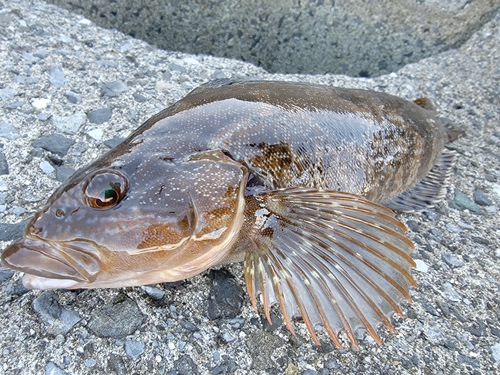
(2, 80), (455, 347)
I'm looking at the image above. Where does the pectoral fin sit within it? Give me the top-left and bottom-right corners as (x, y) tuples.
(243, 188), (415, 348)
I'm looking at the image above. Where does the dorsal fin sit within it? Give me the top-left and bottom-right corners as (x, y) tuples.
(413, 97), (436, 111)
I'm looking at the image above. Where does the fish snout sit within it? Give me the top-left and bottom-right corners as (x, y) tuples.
(1, 238), (102, 286)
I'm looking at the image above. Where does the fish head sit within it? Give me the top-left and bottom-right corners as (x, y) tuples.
(2, 150), (248, 289)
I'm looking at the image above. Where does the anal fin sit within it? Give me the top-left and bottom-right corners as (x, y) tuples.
(384, 149), (457, 213)
(244, 188), (416, 348)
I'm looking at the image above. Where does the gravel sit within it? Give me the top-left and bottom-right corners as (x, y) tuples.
(0, 1), (499, 374)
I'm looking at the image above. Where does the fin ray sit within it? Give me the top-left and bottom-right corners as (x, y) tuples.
(385, 149), (457, 212)
(244, 188), (416, 347)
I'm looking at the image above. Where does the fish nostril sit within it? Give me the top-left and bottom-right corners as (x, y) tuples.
(29, 226), (42, 236)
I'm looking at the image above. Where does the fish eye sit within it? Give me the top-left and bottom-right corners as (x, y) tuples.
(84, 171), (128, 209)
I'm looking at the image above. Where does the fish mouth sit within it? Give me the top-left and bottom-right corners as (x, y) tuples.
(1, 237), (102, 288)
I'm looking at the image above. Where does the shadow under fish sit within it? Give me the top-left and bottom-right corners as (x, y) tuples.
(1, 80), (461, 348)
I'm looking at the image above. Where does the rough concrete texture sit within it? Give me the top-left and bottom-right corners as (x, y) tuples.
(45, 0), (499, 77)
(1, 0), (500, 374)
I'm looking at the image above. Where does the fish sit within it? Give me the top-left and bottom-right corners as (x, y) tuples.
(1, 79), (457, 348)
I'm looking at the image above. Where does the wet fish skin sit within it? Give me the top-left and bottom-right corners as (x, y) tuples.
(2, 80), (453, 347)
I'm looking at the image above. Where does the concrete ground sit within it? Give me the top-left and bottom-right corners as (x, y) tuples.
(0, 1), (499, 374)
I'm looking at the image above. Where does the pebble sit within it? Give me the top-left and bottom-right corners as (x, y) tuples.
(104, 137), (125, 148)
(31, 98), (50, 109)
(32, 134), (75, 156)
(0, 87), (15, 101)
(49, 67), (67, 88)
(441, 253), (464, 268)
(84, 359), (97, 368)
(39, 160), (55, 174)
(0, 151), (8, 174)
(0, 269), (15, 282)
(64, 90), (82, 104)
(222, 332), (236, 343)
(207, 269), (244, 320)
(0, 122), (20, 140)
(173, 355), (199, 375)
(87, 108), (112, 124)
(141, 285), (165, 300)
(87, 296), (144, 338)
(44, 362), (70, 375)
(107, 354), (127, 375)
(32, 291), (81, 335)
(87, 129), (103, 141)
(414, 259), (429, 273)
(453, 189), (482, 214)
(0, 181), (8, 191)
(492, 343), (500, 365)
(56, 166), (75, 182)
(441, 282), (462, 302)
(473, 189), (492, 206)
(169, 62), (187, 73)
(125, 340), (145, 360)
(132, 92), (147, 103)
(101, 81), (128, 97)
(0, 219), (30, 241)
(52, 112), (86, 134)
(38, 113), (52, 121)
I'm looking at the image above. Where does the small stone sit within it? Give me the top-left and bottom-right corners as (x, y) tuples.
(84, 359), (97, 368)
(104, 137), (125, 148)
(52, 112), (86, 134)
(5, 100), (24, 108)
(0, 151), (8, 175)
(64, 91), (82, 104)
(87, 108), (112, 124)
(141, 285), (165, 300)
(0, 269), (15, 282)
(0, 87), (15, 101)
(222, 332), (236, 342)
(88, 295), (144, 338)
(49, 67), (66, 88)
(56, 166), (75, 182)
(32, 291), (81, 335)
(414, 259), (429, 273)
(492, 343), (500, 364)
(31, 98), (50, 109)
(473, 189), (492, 206)
(32, 134), (75, 156)
(87, 129), (103, 141)
(179, 319), (199, 332)
(107, 354), (127, 375)
(0, 122), (20, 140)
(453, 189), (482, 214)
(40, 160), (55, 174)
(207, 269), (244, 320)
(173, 355), (199, 375)
(441, 282), (461, 302)
(132, 92), (147, 103)
(45, 361), (70, 375)
(39, 113), (52, 121)
(0, 181), (7, 191)
(0, 220), (29, 241)
(23, 53), (40, 63)
(442, 253), (464, 268)
(101, 81), (128, 97)
(125, 340), (145, 359)
(169, 63), (186, 73)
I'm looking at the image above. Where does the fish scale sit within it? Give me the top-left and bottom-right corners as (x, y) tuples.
(2, 80), (458, 348)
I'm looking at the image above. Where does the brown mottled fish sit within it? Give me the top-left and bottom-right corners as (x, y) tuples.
(2, 80), (457, 348)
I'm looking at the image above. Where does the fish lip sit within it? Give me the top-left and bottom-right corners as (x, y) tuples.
(1, 237), (102, 284)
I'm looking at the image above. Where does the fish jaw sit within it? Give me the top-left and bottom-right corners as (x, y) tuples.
(1, 237), (102, 288)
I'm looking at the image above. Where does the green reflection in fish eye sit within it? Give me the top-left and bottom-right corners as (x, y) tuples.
(83, 171), (128, 210)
